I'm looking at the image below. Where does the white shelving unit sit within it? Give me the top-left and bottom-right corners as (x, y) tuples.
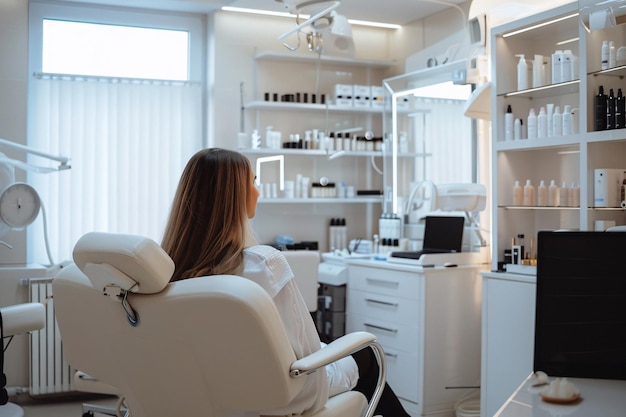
(482, 3), (626, 416)
(490, 1), (626, 273)
(241, 51), (397, 250)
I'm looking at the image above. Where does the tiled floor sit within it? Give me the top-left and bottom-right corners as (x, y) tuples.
(6, 394), (119, 417)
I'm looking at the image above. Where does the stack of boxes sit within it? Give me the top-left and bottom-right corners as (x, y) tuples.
(333, 84), (385, 109)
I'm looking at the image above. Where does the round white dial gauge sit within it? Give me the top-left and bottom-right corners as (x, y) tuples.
(0, 183), (41, 228)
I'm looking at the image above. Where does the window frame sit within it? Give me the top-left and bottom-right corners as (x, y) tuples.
(28, 1), (206, 82)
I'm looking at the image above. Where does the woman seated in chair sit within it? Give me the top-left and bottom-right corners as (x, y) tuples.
(161, 148), (410, 417)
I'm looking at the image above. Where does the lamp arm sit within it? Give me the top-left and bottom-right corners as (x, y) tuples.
(277, 1), (340, 40)
(0, 138), (70, 170)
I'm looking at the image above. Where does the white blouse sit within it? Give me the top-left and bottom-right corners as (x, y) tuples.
(241, 245), (358, 415)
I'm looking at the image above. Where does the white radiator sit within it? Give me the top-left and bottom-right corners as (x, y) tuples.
(29, 278), (76, 396)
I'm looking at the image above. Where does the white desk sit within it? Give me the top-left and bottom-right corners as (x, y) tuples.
(495, 375), (626, 417)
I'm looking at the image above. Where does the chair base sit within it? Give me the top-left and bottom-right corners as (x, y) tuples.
(0, 402), (24, 417)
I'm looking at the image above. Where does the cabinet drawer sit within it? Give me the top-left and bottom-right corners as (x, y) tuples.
(346, 312), (419, 351)
(349, 265), (421, 298)
(347, 288), (420, 325)
(382, 346), (420, 403)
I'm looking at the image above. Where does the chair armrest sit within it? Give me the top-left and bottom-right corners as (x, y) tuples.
(290, 331), (386, 417)
(290, 331), (376, 376)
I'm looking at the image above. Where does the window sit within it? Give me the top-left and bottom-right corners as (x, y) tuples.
(42, 19), (190, 80)
(27, 1), (206, 264)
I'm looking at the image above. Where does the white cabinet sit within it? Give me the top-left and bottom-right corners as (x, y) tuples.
(480, 272), (536, 417)
(346, 260), (484, 417)
(490, 2), (626, 272)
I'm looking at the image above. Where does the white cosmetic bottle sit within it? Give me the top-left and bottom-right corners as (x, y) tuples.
(537, 180), (548, 206)
(514, 118), (521, 140)
(513, 180), (523, 205)
(562, 105), (573, 136)
(504, 105), (514, 141)
(533, 54), (544, 88)
(527, 108), (537, 140)
(537, 107), (548, 138)
(548, 180), (559, 207)
(552, 105), (562, 136)
(569, 182), (580, 207)
(559, 181), (569, 207)
(516, 54), (528, 90)
(523, 179), (535, 206)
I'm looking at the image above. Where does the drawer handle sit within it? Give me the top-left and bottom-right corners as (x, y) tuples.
(366, 278), (400, 287)
(365, 298), (399, 307)
(384, 352), (398, 358)
(364, 323), (398, 333)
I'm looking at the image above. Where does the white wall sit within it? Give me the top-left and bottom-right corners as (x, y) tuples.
(0, 0), (29, 265)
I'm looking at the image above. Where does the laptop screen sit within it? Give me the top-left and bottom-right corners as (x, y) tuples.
(422, 215), (464, 252)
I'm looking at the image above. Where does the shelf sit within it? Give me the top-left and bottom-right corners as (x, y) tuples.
(499, 206), (579, 210)
(245, 100), (384, 114)
(590, 65), (626, 78)
(500, 205), (626, 211)
(494, 135), (581, 151)
(585, 129), (626, 143)
(501, 80), (580, 99)
(240, 148), (381, 157)
(240, 148), (428, 159)
(254, 51), (397, 68)
(258, 197), (382, 204)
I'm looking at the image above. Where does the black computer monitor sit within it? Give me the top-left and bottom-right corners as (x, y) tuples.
(534, 231), (626, 380)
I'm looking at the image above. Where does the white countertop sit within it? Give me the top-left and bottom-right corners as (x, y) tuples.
(495, 374), (626, 417)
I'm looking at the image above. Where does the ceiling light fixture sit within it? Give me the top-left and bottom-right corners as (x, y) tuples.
(220, 7), (401, 29)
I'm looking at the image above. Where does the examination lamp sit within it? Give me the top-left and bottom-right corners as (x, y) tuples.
(0, 138), (70, 265)
(278, 0), (354, 55)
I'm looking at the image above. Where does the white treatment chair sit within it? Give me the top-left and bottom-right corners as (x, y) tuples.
(52, 232), (385, 417)
(0, 302), (45, 417)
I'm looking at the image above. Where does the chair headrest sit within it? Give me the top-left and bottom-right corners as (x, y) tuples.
(73, 232), (175, 294)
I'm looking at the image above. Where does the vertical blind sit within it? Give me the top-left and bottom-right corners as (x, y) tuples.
(29, 74), (203, 264)
(414, 97), (472, 184)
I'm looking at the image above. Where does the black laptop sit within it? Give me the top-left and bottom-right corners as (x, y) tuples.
(391, 215), (465, 260)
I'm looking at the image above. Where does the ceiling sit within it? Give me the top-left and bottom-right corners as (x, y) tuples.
(226, 0), (469, 26)
(64, 0), (468, 26)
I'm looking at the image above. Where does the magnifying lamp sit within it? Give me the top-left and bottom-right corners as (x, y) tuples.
(0, 138), (71, 263)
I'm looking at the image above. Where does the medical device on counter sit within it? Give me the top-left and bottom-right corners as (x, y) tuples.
(392, 181), (488, 264)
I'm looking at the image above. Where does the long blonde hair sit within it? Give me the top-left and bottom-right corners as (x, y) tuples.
(161, 148), (254, 281)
